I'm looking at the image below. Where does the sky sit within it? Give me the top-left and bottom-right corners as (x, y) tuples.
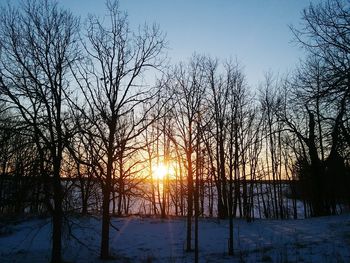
(9, 0), (320, 88)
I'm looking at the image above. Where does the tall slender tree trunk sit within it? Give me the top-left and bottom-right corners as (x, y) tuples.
(100, 180), (111, 259)
(194, 198), (199, 262)
(51, 175), (63, 263)
(194, 140), (200, 263)
(101, 128), (114, 259)
(218, 132), (228, 219)
(186, 147), (193, 252)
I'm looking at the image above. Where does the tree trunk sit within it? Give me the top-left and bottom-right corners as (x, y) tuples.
(186, 150), (193, 252)
(101, 141), (113, 259)
(51, 178), (63, 263)
(100, 182), (111, 259)
(51, 157), (63, 263)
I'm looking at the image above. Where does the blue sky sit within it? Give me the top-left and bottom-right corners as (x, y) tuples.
(11, 0), (320, 88)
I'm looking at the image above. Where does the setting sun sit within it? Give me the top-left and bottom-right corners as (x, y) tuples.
(153, 164), (168, 180)
(153, 163), (176, 180)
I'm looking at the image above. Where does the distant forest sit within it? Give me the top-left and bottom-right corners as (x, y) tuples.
(0, 0), (349, 262)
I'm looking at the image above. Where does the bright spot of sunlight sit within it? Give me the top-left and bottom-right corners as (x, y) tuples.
(153, 163), (175, 180)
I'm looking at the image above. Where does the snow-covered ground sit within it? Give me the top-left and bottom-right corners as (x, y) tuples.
(1, 214), (349, 262)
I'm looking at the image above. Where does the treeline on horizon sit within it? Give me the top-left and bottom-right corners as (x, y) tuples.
(0, 0), (349, 262)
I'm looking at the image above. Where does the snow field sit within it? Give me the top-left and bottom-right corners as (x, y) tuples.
(1, 214), (350, 262)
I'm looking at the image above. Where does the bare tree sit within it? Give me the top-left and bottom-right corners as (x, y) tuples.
(287, 0), (350, 216)
(166, 55), (206, 252)
(225, 61), (250, 253)
(204, 57), (253, 253)
(72, 0), (166, 258)
(0, 1), (79, 262)
(205, 57), (229, 219)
